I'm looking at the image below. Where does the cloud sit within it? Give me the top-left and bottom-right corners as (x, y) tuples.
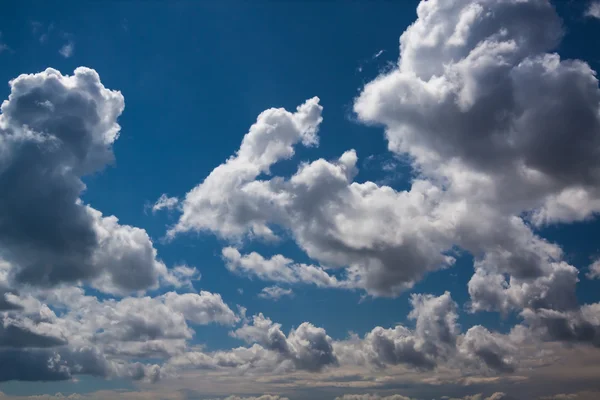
(0, 67), (183, 295)
(585, 2), (600, 19)
(230, 313), (338, 372)
(59, 41), (74, 58)
(169, 96), (323, 241)
(258, 286), (294, 301)
(222, 248), (346, 288)
(152, 193), (179, 213)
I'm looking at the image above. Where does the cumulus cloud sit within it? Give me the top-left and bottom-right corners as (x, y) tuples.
(258, 286), (294, 301)
(169, 96), (323, 241)
(230, 313), (338, 372)
(169, 0), (600, 301)
(0, 67), (185, 295)
(333, 292), (518, 374)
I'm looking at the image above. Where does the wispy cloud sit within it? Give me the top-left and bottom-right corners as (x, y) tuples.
(59, 41), (74, 58)
(258, 286), (294, 301)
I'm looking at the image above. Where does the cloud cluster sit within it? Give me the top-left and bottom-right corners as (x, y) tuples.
(4, 0), (600, 397)
(166, 0), (600, 351)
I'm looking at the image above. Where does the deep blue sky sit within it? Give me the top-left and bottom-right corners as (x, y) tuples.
(2, 1), (600, 396)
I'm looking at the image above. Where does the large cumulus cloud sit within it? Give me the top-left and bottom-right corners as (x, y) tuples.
(0, 67), (189, 294)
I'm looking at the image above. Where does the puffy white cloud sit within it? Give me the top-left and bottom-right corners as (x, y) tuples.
(336, 292), (460, 371)
(168, 0), (600, 301)
(258, 286), (294, 301)
(334, 292), (518, 374)
(230, 313), (338, 372)
(162, 291), (239, 325)
(0, 67), (181, 295)
(352, 0), (600, 303)
(169, 97), (323, 240)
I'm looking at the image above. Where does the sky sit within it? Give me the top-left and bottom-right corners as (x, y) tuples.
(1, 0), (600, 399)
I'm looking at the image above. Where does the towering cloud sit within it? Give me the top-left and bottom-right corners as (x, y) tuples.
(0, 68), (183, 294)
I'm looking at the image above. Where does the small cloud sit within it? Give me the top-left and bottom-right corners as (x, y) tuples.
(373, 49), (384, 59)
(258, 286), (294, 301)
(151, 193), (179, 214)
(587, 259), (600, 279)
(585, 1), (600, 19)
(59, 41), (74, 58)
(237, 288), (244, 295)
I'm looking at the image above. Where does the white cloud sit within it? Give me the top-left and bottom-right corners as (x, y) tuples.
(222, 247), (346, 288)
(152, 193), (179, 213)
(258, 286), (293, 301)
(229, 313), (337, 372)
(585, 2), (600, 19)
(0, 67), (189, 296)
(586, 259), (600, 280)
(169, 97), (323, 240)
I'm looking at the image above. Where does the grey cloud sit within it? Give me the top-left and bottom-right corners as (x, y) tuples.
(230, 313), (337, 372)
(521, 304), (600, 346)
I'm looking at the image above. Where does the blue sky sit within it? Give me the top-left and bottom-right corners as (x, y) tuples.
(2, 1), (600, 400)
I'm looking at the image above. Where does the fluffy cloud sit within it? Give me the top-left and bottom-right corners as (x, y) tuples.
(0, 67), (184, 295)
(169, 96), (323, 241)
(334, 292), (517, 374)
(168, 0), (600, 303)
(230, 313), (338, 372)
